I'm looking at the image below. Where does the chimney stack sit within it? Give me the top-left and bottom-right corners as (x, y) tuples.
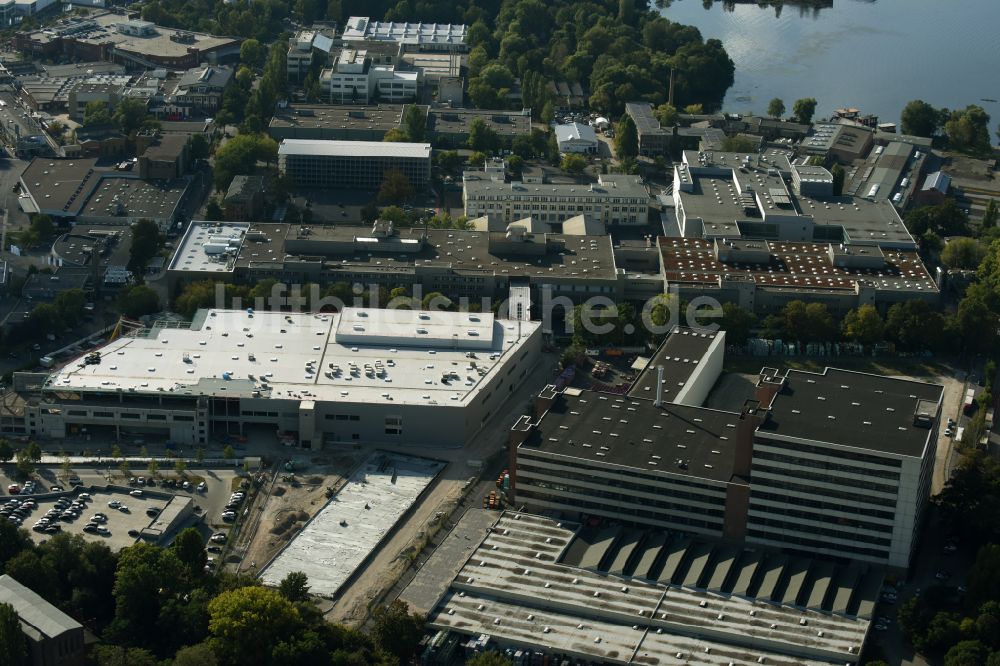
(654, 366), (665, 407)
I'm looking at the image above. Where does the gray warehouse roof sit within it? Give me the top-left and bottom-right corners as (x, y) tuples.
(0, 574), (82, 641)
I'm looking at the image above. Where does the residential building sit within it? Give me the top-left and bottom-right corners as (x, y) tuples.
(224, 174), (265, 221)
(319, 48), (418, 104)
(0, 575), (85, 666)
(162, 65), (233, 118)
(626, 101), (672, 156)
(553, 122), (597, 154)
(341, 16), (467, 53)
(29, 307), (542, 449)
(278, 138), (431, 190)
(463, 166), (649, 226)
(508, 327), (943, 571)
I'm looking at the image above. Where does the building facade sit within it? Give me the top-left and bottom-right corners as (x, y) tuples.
(278, 138), (431, 190)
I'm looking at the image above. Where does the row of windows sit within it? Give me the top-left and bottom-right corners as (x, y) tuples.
(747, 528), (890, 561)
(517, 464), (725, 507)
(751, 490), (896, 520)
(72, 410), (195, 423)
(242, 410), (280, 418)
(752, 463), (899, 495)
(747, 515), (892, 547)
(517, 488), (723, 532)
(749, 475), (898, 507)
(324, 414), (361, 421)
(520, 475), (726, 519)
(750, 501), (891, 533)
(754, 437), (902, 468)
(753, 449), (902, 481)
(517, 452), (727, 493)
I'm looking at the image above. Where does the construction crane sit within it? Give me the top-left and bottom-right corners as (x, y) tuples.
(108, 316), (145, 341)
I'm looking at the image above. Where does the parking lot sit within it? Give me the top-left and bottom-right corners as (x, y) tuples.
(2, 465), (244, 549)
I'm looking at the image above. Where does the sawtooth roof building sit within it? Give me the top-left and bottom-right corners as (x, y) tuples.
(426, 512), (880, 665)
(509, 326), (943, 571)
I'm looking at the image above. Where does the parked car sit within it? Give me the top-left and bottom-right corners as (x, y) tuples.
(210, 533), (227, 543)
(129, 489), (143, 497)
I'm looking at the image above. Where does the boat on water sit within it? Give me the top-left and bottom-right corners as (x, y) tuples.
(982, 98), (998, 103)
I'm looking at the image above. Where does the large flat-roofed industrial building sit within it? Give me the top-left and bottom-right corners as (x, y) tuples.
(278, 138), (431, 190)
(166, 220), (623, 304)
(659, 236), (939, 316)
(509, 327), (942, 570)
(426, 512), (878, 665)
(29, 308), (541, 449)
(341, 16), (467, 53)
(671, 149), (916, 249)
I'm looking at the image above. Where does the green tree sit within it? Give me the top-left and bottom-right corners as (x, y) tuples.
(614, 114), (638, 160)
(945, 640), (991, 666)
(684, 104), (704, 114)
(403, 105), (426, 142)
(0, 438), (13, 463)
(83, 99), (112, 126)
(93, 645), (161, 666)
(468, 118), (501, 152)
(984, 200), (999, 230)
(196, 448), (205, 464)
(109, 543), (185, 643)
(118, 285), (160, 318)
(901, 99), (943, 137)
(905, 201), (969, 237)
(128, 219), (163, 275)
(26, 441), (41, 462)
(278, 571), (310, 602)
(175, 458), (187, 475)
(467, 151), (488, 168)
(421, 291), (454, 311)
(205, 198), (224, 221)
(171, 527), (207, 577)
(831, 163), (846, 195)
(941, 237), (987, 269)
(370, 600), (425, 664)
(934, 455), (1000, 552)
(792, 97), (817, 124)
(468, 652), (514, 666)
(780, 300), (837, 344)
(0, 602), (27, 666)
(841, 304), (885, 346)
(174, 643), (219, 666)
(113, 98), (151, 135)
(654, 102), (679, 127)
(540, 100), (555, 124)
(560, 153), (588, 174)
(190, 133), (210, 161)
(207, 586), (303, 666)
(240, 38), (265, 67)
(884, 300), (947, 351)
(721, 136), (758, 152)
(767, 97), (785, 119)
(944, 105), (992, 155)
(382, 128), (409, 142)
(378, 169), (414, 204)
(720, 303), (756, 346)
(223, 445), (235, 459)
(147, 459), (159, 477)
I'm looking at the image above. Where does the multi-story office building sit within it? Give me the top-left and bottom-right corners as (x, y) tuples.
(319, 48), (418, 104)
(463, 167), (649, 226)
(746, 367), (942, 569)
(277, 138), (431, 190)
(509, 328), (943, 571)
(286, 29), (335, 82)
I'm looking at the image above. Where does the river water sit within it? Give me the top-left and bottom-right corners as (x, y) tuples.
(660, 0), (1000, 124)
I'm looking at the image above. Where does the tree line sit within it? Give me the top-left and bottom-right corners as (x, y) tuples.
(0, 526), (429, 665)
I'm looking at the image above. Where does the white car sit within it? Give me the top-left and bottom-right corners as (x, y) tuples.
(108, 500), (121, 508)
(129, 489), (143, 497)
(197, 482), (207, 492)
(211, 533), (227, 543)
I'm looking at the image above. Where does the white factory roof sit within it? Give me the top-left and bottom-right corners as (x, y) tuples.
(167, 221), (248, 273)
(554, 121), (597, 145)
(45, 308), (539, 407)
(278, 138), (432, 159)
